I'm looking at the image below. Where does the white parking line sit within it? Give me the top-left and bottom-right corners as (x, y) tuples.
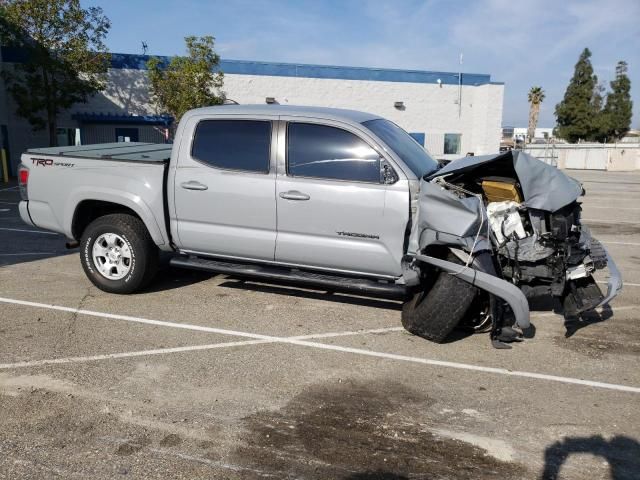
(0, 201), (17, 205)
(0, 227), (59, 235)
(0, 326), (403, 370)
(597, 280), (640, 287)
(0, 252), (56, 256)
(584, 205), (640, 211)
(602, 241), (640, 247)
(1, 296), (638, 393)
(583, 218), (640, 225)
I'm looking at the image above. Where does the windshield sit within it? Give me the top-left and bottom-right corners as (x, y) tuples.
(362, 119), (439, 177)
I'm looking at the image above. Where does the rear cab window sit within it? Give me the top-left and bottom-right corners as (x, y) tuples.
(191, 120), (271, 173)
(286, 123), (381, 183)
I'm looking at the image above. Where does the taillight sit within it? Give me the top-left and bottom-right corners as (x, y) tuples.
(18, 165), (29, 201)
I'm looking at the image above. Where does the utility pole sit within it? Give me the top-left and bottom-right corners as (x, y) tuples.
(458, 53), (463, 118)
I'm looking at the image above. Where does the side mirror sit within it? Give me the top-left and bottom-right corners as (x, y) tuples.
(381, 160), (399, 184)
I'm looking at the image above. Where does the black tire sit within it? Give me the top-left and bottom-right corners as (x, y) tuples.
(80, 213), (158, 294)
(401, 255), (478, 343)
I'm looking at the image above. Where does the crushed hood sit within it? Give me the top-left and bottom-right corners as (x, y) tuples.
(427, 150), (583, 212)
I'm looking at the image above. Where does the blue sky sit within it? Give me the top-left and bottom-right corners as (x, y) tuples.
(83, 0), (640, 128)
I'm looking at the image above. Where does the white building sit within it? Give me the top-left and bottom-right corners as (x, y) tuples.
(0, 48), (504, 175)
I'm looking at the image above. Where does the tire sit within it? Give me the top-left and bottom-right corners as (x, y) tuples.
(80, 213), (158, 294)
(401, 254), (478, 343)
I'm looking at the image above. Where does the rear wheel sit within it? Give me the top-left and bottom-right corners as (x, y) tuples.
(401, 254), (478, 342)
(80, 213), (158, 294)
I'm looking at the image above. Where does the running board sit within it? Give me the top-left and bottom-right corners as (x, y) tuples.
(169, 255), (407, 298)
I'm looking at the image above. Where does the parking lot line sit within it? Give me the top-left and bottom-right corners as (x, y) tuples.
(583, 218), (640, 225)
(0, 339), (271, 370)
(597, 280), (640, 288)
(585, 205), (640, 211)
(0, 252), (56, 256)
(0, 326), (403, 371)
(602, 241), (640, 247)
(1, 295), (639, 394)
(0, 186), (18, 192)
(0, 227), (59, 235)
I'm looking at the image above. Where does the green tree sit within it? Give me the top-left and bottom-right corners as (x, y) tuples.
(147, 36), (225, 128)
(0, 0), (110, 146)
(601, 61), (633, 140)
(554, 48), (600, 143)
(527, 86), (545, 143)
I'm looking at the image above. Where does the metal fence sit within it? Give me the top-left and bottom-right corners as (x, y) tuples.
(522, 142), (640, 171)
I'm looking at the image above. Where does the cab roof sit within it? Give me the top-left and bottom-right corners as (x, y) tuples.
(183, 104), (382, 124)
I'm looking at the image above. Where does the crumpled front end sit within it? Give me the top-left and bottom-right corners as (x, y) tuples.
(409, 150), (622, 342)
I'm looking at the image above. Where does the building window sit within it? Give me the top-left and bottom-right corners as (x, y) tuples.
(409, 132), (425, 146)
(115, 128), (139, 143)
(287, 123), (381, 183)
(191, 120), (271, 173)
(56, 128), (81, 146)
(444, 133), (461, 155)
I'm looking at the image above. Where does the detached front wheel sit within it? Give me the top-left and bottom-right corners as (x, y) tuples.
(80, 213), (158, 294)
(401, 255), (478, 343)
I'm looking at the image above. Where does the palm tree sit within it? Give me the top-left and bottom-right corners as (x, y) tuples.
(527, 86), (545, 143)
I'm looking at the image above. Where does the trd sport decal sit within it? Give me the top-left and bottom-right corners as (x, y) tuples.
(31, 158), (75, 167)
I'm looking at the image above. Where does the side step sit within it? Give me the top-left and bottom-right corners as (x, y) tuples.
(169, 255), (407, 299)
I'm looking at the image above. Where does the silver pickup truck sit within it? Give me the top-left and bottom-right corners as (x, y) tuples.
(18, 105), (622, 347)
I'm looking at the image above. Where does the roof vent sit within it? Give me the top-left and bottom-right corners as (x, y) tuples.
(265, 97), (277, 104)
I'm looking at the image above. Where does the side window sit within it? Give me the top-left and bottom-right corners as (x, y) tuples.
(443, 133), (461, 155)
(191, 120), (271, 173)
(287, 123), (381, 183)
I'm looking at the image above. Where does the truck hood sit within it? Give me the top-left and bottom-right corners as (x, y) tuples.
(426, 150), (583, 212)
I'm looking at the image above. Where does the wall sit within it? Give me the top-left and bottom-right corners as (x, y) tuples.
(221, 74), (504, 159)
(524, 143), (640, 171)
(1, 52), (505, 171)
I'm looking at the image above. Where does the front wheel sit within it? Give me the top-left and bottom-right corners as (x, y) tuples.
(401, 255), (478, 343)
(80, 213), (158, 294)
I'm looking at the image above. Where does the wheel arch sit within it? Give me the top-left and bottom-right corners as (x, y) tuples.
(67, 192), (166, 246)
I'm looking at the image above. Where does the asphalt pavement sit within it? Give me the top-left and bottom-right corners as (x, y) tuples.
(0, 170), (639, 479)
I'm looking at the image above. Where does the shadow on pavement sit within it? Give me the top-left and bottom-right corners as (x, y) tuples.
(218, 278), (403, 310)
(0, 186), (76, 268)
(542, 435), (640, 480)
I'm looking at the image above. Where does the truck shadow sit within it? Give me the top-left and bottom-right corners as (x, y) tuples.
(217, 279), (404, 311)
(141, 266), (217, 293)
(542, 435), (640, 480)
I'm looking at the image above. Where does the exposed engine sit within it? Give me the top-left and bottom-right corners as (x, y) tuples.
(434, 173), (607, 320)
(410, 150), (622, 348)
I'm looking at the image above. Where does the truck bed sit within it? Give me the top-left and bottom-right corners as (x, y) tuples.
(27, 142), (172, 163)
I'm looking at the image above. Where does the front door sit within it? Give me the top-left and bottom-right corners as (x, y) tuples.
(275, 120), (406, 277)
(173, 117), (278, 260)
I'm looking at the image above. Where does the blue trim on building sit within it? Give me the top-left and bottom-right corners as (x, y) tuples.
(72, 112), (173, 125)
(2, 47), (499, 86)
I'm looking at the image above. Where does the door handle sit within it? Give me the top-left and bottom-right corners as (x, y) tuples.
(181, 181), (208, 191)
(279, 190), (310, 201)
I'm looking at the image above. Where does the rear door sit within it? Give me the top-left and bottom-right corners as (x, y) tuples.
(274, 119), (408, 277)
(172, 114), (278, 260)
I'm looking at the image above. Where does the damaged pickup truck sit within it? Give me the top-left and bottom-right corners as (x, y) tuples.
(17, 105), (622, 347)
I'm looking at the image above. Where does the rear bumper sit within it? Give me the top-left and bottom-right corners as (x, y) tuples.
(18, 201), (35, 227)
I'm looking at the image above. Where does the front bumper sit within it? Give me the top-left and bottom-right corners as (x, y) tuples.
(596, 246), (623, 308)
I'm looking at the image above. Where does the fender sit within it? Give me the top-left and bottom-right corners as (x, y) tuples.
(415, 254), (530, 329)
(64, 187), (167, 246)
